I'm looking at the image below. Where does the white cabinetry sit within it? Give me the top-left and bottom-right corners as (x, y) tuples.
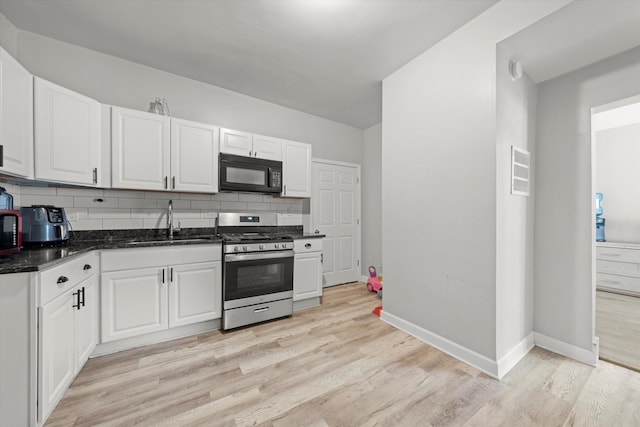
(111, 106), (170, 190)
(34, 77), (101, 185)
(293, 238), (323, 303)
(220, 128), (282, 160)
(0, 47), (33, 178)
(171, 118), (219, 192)
(101, 245), (221, 343)
(282, 139), (312, 197)
(111, 107), (218, 192)
(596, 243), (640, 296)
(37, 252), (100, 423)
(252, 134), (282, 160)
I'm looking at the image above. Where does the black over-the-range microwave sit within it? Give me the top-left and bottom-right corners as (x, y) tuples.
(219, 153), (283, 194)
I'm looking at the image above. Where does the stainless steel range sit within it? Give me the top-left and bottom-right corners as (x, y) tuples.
(217, 212), (294, 330)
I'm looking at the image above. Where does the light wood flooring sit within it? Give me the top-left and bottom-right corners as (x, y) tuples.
(47, 283), (640, 426)
(597, 290), (640, 372)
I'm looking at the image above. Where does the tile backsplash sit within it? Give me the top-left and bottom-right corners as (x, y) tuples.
(0, 181), (303, 231)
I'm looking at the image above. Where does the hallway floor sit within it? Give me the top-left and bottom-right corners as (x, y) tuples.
(597, 290), (640, 372)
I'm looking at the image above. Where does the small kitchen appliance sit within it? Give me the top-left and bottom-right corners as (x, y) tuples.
(0, 210), (22, 255)
(20, 205), (70, 246)
(219, 153), (283, 194)
(217, 212), (294, 330)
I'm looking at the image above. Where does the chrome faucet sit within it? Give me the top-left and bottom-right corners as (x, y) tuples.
(167, 199), (174, 239)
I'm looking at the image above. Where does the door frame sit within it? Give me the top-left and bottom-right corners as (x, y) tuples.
(311, 158), (362, 286)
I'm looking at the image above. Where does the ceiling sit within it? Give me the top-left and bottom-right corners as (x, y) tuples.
(1, 1), (639, 129)
(0, 0), (498, 129)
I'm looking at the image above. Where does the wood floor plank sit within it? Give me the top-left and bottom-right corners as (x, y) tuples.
(596, 290), (640, 371)
(46, 282), (640, 426)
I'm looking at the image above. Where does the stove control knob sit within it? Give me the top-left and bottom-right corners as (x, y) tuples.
(275, 243), (280, 249)
(243, 245), (248, 251)
(259, 244), (265, 250)
(233, 246), (239, 252)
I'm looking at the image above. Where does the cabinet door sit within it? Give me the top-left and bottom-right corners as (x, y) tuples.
(75, 276), (99, 370)
(0, 47), (33, 178)
(168, 261), (221, 328)
(38, 291), (75, 423)
(170, 118), (219, 192)
(293, 252), (323, 301)
(111, 106), (170, 190)
(34, 77), (100, 185)
(101, 267), (168, 342)
(282, 140), (312, 197)
(219, 128), (252, 157)
(252, 134), (282, 161)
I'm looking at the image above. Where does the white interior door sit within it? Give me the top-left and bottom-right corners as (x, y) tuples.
(312, 160), (361, 287)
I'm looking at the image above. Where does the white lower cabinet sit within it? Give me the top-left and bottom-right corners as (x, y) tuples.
(596, 243), (640, 296)
(101, 245), (221, 343)
(293, 239), (323, 301)
(37, 252), (99, 423)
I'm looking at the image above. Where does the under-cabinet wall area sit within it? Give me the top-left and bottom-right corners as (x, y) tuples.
(0, 180), (303, 230)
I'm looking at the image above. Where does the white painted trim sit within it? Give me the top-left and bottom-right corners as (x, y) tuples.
(534, 332), (599, 366)
(312, 157), (361, 168)
(497, 333), (535, 379)
(380, 310), (500, 379)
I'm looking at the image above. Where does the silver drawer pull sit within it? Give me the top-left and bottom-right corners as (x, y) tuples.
(57, 276), (69, 284)
(254, 307), (270, 313)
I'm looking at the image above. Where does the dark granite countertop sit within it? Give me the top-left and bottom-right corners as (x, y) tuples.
(0, 227), (323, 275)
(0, 228), (222, 275)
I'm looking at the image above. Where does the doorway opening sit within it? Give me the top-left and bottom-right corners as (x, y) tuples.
(592, 94), (640, 372)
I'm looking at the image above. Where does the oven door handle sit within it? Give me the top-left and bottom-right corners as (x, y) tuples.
(225, 250), (293, 263)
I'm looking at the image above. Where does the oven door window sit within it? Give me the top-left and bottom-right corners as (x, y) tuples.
(224, 253), (293, 301)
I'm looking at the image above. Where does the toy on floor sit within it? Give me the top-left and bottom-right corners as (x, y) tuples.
(366, 266), (382, 293)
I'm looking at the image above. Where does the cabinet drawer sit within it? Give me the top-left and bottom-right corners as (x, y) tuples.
(596, 259), (640, 278)
(596, 246), (640, 263)
(294, 238), (323, 254)
(39, 252), (99, 306)
(101, 244), (221, 272)
(596, 273), (640, 294)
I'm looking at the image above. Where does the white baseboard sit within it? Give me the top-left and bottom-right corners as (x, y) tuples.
(497, 333), (535, 379)
(380, 310), (500, 379)
(534, 332), (599, 366)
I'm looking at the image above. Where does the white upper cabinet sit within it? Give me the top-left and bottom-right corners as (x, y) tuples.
(34, 77), (101, 185)
(0, 47), (33, 179)
(282, 139), (312, 197)
(111, 107), (219, 192)
(111, 106), (171, 191)
(171, 118), (219, 193)
(220, 128), (282, 161)
(252, 134), (282, 161)
(219, 128), (252, 157)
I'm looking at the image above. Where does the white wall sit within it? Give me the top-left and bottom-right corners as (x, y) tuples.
(362, 123), (382, 276)
(595, 122), (640, 243)
(0, 12), (17, 57)
(381, 0), (566, 375)
(495, 47), (537, 364)
(535, 45), (640, 355)
(14, 30), (364, 166)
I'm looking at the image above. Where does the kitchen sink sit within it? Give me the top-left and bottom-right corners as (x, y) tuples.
(124, 238), (213, 247)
